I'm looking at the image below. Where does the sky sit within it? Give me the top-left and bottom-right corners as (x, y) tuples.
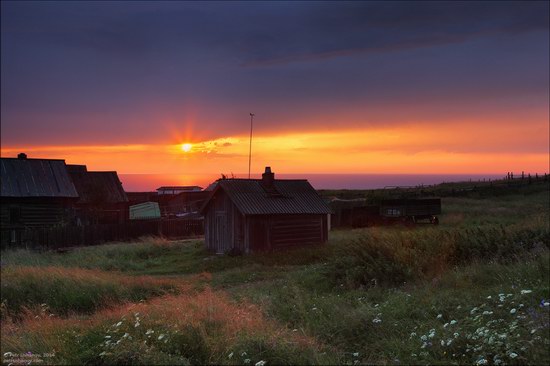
(1, 1), (549, 187)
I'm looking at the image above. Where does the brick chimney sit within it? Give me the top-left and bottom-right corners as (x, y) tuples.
(262, 166), (275, 187)
(17, 153), (27, 159)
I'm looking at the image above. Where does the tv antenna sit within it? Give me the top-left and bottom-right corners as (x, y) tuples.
(248, 113), (255, 179)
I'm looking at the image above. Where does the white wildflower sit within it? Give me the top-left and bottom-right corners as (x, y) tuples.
(470, 307), (478, 314)
(99, 351), (107, 357)
(228, 352), (233, 359)
(311, 307), (317, 311)
(531, 329), (536, 334)
(521, 290), (532, 294)
(255, 360), (267, 366)
(292, 329), (298, 332)
(510, 308), (517, 314)
(543, 302), (549, 307)
(441, 340), (445, 346)
(241, 352), (248, 357)
(244, 359), (251, 364)
(450, 320), (457, 325)
(453, 332), (459, 338)
(158, 334), (165, 340)
(410, 332), (417, 338)
(372, 318), (382, 324)
(353, 352), (359, 357)
(105, 335), (111, 339)
(447, 339), (453, 346)
(436, 314), (442, 319)
(487, 296), (492, 299)
(476, 358), (488, 365)
(116, 321), (122, 327)
(509, 352), (518, 359)
(145, 329), (154, 335)
(123, 333), (129, 338)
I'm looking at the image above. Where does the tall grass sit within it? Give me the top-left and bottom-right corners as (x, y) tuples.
(327, 224), (549, 289)
(1, 288), (338, 365)
(1, 266), (186, 318)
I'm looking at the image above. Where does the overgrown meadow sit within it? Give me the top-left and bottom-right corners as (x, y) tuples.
(1, 183), (549, 365)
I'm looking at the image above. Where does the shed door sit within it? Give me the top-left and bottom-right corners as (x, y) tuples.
(214, 213), (229, 254)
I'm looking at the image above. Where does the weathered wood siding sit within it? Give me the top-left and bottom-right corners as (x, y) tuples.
(0, 200), (71, 229)
(204, 189), (242, 254)
(246, 216), (270, 252)
(244, 214), (327, 252)
(270, 214), (325, 248)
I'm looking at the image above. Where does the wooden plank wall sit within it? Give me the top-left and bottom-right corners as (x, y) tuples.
(270, 215), (324, 248)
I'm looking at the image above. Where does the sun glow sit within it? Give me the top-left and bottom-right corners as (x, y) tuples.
(181, 143), (192, 152)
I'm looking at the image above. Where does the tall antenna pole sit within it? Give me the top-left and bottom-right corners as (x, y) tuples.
(248, 113), (255, 179)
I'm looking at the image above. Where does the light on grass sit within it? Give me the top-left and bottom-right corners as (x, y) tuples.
(181, 143), (192, 152)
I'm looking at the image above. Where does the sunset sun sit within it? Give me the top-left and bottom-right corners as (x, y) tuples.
(181, 143), (192, 152)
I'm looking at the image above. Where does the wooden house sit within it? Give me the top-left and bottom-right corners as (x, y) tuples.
(67, 165), (129, 224)
(200, 167), (332, 254)
(0, 154), (79, 245)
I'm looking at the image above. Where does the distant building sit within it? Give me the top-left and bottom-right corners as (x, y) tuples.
(0, 154), (79, 245)
(67, 165), (128, 224)
(200, 167), (332, 254)
(156, 186), (203, 195)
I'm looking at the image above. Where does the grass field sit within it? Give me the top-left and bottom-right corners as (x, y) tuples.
(1, 186), (549, 365)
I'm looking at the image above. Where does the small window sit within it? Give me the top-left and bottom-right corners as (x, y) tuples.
(9, 207), (21, 224)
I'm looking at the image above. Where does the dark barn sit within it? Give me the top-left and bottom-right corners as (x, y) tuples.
(0, 154), (79, 245)
(200, 167), (332, 254)
(67, 165), (129, 224)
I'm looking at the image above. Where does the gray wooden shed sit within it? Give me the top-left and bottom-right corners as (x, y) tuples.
(200, 167), (332, 254)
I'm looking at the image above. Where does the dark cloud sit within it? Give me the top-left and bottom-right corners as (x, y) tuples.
(1, 1), (548, 146)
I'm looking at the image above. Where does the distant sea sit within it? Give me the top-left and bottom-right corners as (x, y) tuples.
(118, 173), (505, 192)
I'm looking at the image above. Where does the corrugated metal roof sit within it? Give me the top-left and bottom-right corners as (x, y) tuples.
(69, 171), (128, 204)
(0, 158), (79, 198)
(203, 179), (332, 215)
